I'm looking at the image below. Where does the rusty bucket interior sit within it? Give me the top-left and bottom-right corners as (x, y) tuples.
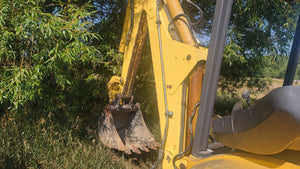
(98, 98), (160, 154)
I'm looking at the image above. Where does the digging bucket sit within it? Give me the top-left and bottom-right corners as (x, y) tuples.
(98, 99), (160, 154)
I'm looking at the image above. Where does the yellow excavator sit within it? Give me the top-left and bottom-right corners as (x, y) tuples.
(98, 0), (300, 168)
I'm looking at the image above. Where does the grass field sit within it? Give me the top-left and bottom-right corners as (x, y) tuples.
(0, 78), (294, 169)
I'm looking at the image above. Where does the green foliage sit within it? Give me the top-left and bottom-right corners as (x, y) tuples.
(262, 55), (289, 79)
(0, 0), (103, 110)
(1, 0), (299, 168)
(90, 0), (127, 55)
(219, 41), (267, 93)
(231, 0), (299, 56)
(132, 39), (159, 129)
(0, 1), (155, 168)
(214, 92), (241, 116)
(187, 0), (300, 93)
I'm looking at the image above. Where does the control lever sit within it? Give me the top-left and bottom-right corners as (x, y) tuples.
(242, 90), (251, 107)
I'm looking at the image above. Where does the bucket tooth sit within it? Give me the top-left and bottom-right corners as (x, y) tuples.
(139, 144), (150, 152)
(148, 144), (158, 150)
(128, 144), (142, 154)
(98, 101), (160, 154)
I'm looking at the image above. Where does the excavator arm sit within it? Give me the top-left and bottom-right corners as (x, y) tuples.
(99, 0), (300, 169)
(100, 0), (207, 168)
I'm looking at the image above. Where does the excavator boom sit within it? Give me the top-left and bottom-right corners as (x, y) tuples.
(99, 0), (208, 160)
(98, 0), (300, 168)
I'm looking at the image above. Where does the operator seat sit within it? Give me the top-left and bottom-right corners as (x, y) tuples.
(212, 86), (300, 155)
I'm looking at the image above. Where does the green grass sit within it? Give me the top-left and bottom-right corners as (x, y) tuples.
(0, 112), (125, 169)
(0, 109), (158, 169)
(215, 78), (285, 116)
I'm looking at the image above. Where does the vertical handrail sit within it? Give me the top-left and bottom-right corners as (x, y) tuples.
(283, 13), (300, 86)
(192, 0), (233, 156)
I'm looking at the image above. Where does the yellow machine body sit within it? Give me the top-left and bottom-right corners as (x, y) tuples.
(101, 0), (300, 168)
(183, 150), (300, 169)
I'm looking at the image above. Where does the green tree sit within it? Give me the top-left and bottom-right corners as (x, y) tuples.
(262, 55), (289, 79)
(183, 0), (300, 92)
(0, 1), (130, 168)
(0, 0), (104, 112)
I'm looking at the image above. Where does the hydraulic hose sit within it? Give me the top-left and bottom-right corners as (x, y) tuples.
(151, 0), (172, 168)
(172, 103), (199, 169)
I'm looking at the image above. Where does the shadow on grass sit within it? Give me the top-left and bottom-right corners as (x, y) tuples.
(0, 155), (26, 169)
(111, 148), (158, 168)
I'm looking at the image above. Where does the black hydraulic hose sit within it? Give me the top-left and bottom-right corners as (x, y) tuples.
(178, 0), (203, 26)
(186, 0), (203, 26)
(168, 13), (198, 45)
(172, 103), (200, 169)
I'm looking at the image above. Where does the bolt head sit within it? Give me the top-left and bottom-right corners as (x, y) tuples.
(186, 55), (192, 61)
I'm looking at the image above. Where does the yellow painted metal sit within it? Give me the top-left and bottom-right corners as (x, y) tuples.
(161, 38), (207, 94)
(108, 0), (300, 169)
(113, 0), (207, 168)
(142, 3), (207, 168)
(117, 0), (206, 96)
(164, 0), (205, 151)
(182, 150), (300, 169)
(107, 76), (124, 103)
